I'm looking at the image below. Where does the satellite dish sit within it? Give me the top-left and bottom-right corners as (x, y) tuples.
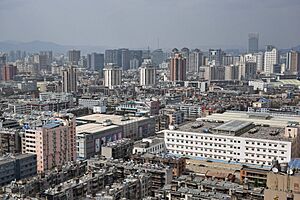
(272, 167), (279, 173)
(288, 168), (294, 175)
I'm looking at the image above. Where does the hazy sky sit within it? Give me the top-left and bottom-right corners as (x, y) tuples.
(0, 0), (299, 49)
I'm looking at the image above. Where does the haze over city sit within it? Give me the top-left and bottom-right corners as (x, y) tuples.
(0, 0), (300, 49)
(1, 0), (300, 199)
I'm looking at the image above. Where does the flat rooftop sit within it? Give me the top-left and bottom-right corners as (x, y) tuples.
(76, 123), (119, 134)
(76, 114), (153, 135)
(177, 119), (289, 141)
(200, 111), (300, 128)
(213, 120), (253, 133)
(77, 114), (150, 125)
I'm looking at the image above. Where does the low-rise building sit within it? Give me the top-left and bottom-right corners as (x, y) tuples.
(133, 137), (165, 155)
(76, 114), (155, 160)
(131, 153), (186, 177)
(101, 138), (133, 159)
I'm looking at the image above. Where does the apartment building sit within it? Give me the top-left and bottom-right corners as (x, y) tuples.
(22, 114), (76, 172)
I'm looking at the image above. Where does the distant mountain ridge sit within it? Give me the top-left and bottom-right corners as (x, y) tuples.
(0, 40), (299, 54)
(0, 40), (109, 54)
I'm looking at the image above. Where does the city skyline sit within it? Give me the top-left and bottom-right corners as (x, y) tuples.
(0, 0), (299, 49)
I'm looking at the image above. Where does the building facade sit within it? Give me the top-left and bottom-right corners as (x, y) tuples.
(170, 53), (186, 82)
(103, 63), (122, 89)
(22, 114), (76, 172)
(61, 65), (78, 93)
(139, 60), (156, 86)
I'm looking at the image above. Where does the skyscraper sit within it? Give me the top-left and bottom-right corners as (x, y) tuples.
(121, 48), (130, 70)
(181, 47), (190, 71)
(68, 50), (81, 65)
(139, 60), (156, 86)
(104, 63), (122, 89)
(0, 54), (6, 80)
(248, 33), (259, 53)
(151, 49), (164, 66)
(286, 50), (300, 75)
(87, 53), (104, 72)
(1, 64), (17, 81)
(188, 49), (203, 73)
(264, 45), (279, 74)
(105, 49), (122, 66)
(61, 66), (78, 93)
(208, 49), (223, 66)
(254, 52), (264, 73)
(130, 50), (143, 67)
(170, 53), (187, 81)
(40, 51), (53, 65)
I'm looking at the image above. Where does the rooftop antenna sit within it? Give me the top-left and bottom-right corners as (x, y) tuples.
(147, 46), (150, 59)
(157, 38), (160, 49)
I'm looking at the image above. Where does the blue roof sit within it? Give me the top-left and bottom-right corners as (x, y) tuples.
(289, 159), (300, 169)
(43, 123), (60, 129)
(258, 97), (270, 103)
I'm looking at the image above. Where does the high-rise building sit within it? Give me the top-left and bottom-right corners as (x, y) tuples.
(34, 54), (49, 70)
(104, 63), (122, 89)
(0, 54), (6, 80)
(264, 45), (279, 74)
(40, 51), (53, 65)
(87, 53), (104, 72)
(286, 50), (300, 75)
(121, 48), (130, 70)
(222, 55), (234, 66)
(188, 49), (203, 73)
(130, 58), (140, 70)
(79, 56), (87, 68)
(68, 50), (81, 65)
(210, 66), (225, 80)
(1, 64), (17, 81)
(239, 54), (257, 80)
(208, 49), (223, 66)
(254, 52), (264, 72)
(22, 114), (76, 172)
(181, 47), (190, 70)
(225, 65), (239, 80)
(170, 53), (187, 82)
(61, 66), (78, 93)
(151, 49), (164, 66)
(139, 60), (156, 86)
(248, 33), (259, 53)
(130, 50), (143, 66)
(105, 49), (122, 66)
